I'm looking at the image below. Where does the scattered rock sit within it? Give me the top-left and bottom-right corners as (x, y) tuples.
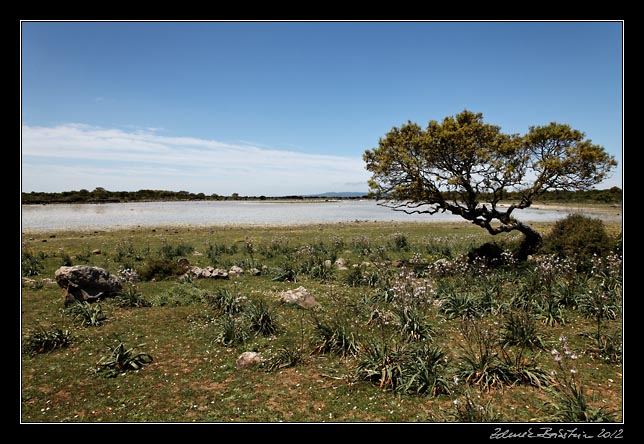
(229, 265), (244, 277)
(280, 286), (320, 309)
(55, 265), (122, 306)
(22, 277), (58, 287)
(249, 268), (261, 276)
(236, 351), (263, 369)
(184, 266), (229, 279)
(334, 258), (348, 270)
(22, 277), (36, 286)
(92, 249), (101, 255)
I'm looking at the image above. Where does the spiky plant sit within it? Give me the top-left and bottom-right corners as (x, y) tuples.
(500, 310), (545, 350)
(245, 299), (278, 337)
(203, 287), (246, 314)
(544, 336), (616, 422)
(272, 267), (297, 283)
(266, 343), (307, 372)
(114, 284), (151, 308)
(215, 314), (250, 346)
(22, 326), (72, 355)
(311, 316), (359, 357)
(399, 343), (451, 396)
(439, 290), (481, 320)
(65, 301), (106, 327)
(579, 278), (620, 349)
(499, 346), (552, 389)
(534, 295), (565, 327)
(345, 267), (366, 287)
(393, 305), (434, 342)
(450, 389), (503, 422)
(96, 341), (153, 378)
(355, 338), (405, 391)
(456, 319), (512, 391)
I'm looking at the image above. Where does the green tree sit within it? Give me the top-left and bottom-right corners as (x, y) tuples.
(363, 110), (617, 259)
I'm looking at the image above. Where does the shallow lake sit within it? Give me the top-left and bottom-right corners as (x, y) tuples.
(20, 200), (622, 232)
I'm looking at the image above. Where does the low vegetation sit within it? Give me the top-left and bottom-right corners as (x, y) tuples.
(21, 216), (622, 423)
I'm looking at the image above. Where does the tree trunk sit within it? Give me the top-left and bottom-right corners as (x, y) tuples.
(515, 223), (543, 261)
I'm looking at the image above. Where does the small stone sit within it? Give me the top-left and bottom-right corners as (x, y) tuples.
(229, 265), (244, 277)
(280, 286), (319, 309)
(235, 351), (263, 369)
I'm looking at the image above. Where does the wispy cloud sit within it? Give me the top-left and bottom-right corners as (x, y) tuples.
(21, 123), (370, 195)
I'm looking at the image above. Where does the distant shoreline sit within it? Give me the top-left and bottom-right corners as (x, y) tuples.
(19, 196), (368, 206)
(21, 198), (622, 212)
(20, 187), (622, 206)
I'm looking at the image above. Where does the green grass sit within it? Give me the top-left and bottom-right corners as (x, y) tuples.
(21, 220), (622, 423)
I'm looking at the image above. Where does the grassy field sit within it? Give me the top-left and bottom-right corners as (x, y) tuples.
(20, 219), (623, 424)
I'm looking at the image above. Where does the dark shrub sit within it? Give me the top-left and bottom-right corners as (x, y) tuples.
(137, 258), (188, 281)
(159, 242), (194, 260)
(467, 242), (505, 268)
(23, 327), (72, 355)
(545, 213), (612, 261)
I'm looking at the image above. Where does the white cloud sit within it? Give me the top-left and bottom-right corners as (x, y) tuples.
(21, 123), (370, 195)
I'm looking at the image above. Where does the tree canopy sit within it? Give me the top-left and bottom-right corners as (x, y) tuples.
(363, 110), (617, 259)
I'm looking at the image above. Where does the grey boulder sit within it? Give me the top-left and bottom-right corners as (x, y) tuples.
(55, 265), (122, 306)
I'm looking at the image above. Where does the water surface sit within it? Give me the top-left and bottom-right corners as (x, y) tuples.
(21, 200), (622, 232)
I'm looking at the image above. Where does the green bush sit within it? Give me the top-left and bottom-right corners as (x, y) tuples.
(21, 251), (44, 277)
(545, 213), (612, 261)
(390, 232), (410, 251)
(137, 258), (188, 281)
(159, 242), (194, 259)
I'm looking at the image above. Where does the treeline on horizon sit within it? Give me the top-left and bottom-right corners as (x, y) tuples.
(21, 186), (623, 205)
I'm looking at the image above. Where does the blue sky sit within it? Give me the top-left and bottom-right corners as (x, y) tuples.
(21, 21), (623, 196)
